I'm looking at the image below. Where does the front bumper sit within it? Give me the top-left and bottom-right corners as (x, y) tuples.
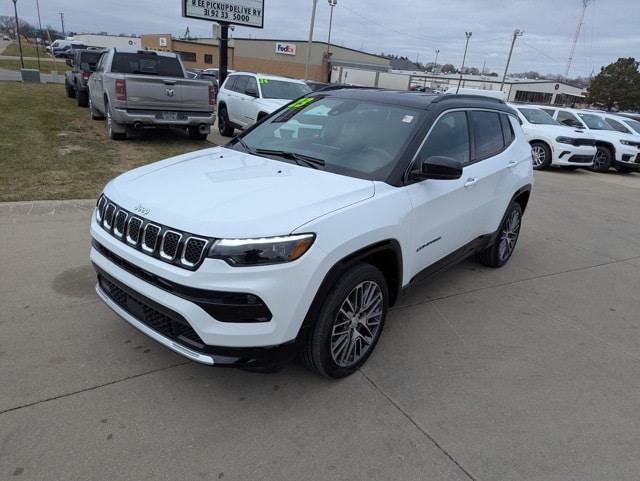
(111, 107), (214, 130)
(614, 149), (640, 171)
(554, 145), (596, 166)
(90, 213), (329, 364)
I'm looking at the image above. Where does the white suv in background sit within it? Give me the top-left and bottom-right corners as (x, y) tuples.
(539, 106), (640, 173)
(91, 90), (533, 378)
(510, 104), (596, 170)
(217, 72), (311, 137)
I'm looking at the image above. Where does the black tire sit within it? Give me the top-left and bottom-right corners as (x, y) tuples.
(476, 202), (523, 268)
(591, 146), (612, 172)
(65, 82), (75, 99)
(188, 127), (208, 141)
(301, 263), (388, 379)
(89, 96), (104, 120)
(76, 89), (89, 108)
(530, 141), (551, 170)
(218, 106), (234, 137)
(105, 101), (127, 140)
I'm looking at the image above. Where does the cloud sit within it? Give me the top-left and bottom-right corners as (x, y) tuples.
(3, 0), (638, 76)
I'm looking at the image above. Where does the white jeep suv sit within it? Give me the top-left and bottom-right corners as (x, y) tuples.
(91, 90), (533, 378)
(217, 72), (311, 137)
(510, 105), (596, 170)
(538, 106), (640, 173)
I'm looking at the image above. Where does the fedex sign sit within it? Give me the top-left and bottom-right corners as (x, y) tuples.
(275, 42), (296, 56)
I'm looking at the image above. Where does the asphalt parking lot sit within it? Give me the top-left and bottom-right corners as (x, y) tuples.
(1, 168), (640, 481)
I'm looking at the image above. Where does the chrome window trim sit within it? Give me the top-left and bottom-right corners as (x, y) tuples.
(403, 107), (519, 184)
(160, 230), (183, 261)
(141, 223), (161, 253)
(180, 236), (209, 267)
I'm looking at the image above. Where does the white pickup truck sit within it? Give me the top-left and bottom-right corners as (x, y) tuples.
(87, 48), (215, 140)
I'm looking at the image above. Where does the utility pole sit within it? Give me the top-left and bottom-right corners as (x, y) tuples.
(36, 0), (43, 65)
(59, 12), (65, 36)
(500, 29), (523, 91)
(327, 0), (336, 54)
(481, 59), (486, 75)
(304, 0), (318, 81)
(456, 32), (472, 93)
(433, 49), (440, 71)
(565, 0), (593, 78)
(11, 0), (24, 69)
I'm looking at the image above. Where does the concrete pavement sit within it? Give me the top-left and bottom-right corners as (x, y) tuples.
(1, 169), (640, 480)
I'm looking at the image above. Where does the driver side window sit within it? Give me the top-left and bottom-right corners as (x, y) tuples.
(416, 111), (470, 170)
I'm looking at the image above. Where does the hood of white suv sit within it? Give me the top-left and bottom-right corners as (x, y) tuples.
(104, 147), (375, 238)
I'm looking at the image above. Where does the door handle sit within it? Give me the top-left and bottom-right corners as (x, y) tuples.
(507, 160), (518, 168)
(464, 177), (479, 188)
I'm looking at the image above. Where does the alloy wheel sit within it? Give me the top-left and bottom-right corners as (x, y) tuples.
(593, 149), (608, 169)
(498, 209), (521, 262)
(330, 280), (383, 368)
(531, 145), (545, 167)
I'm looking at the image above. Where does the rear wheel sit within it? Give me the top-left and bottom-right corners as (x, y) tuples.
(476, 202), (523, 268)
(591, 146), (612, 172)
(218, 106), (234, 137)
(188, 126), (208, 141)
(106, 101), (127, 140)
(76, 89), (89, 108)
(88, 96), (104, 120)
(301, 263), (388, 379)
(530, 142), (551, 170)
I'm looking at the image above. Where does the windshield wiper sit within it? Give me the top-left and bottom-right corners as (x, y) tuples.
(254, 149), (325, 169)
(234, 137), (256, 155)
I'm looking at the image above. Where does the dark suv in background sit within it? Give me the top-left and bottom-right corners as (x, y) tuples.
(64, 49), (104, 107)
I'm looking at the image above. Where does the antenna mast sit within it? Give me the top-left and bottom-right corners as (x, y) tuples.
(565, 0), (593, 78)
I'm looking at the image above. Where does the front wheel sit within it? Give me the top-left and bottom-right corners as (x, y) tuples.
(591, 146), (612, 172)
(476, 202), (523, 268)
(530, 142), (551, 170)
(218, 106), (234, 137)
(302, 263), (388, 379)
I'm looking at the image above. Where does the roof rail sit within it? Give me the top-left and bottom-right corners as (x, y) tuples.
(432, 93), (505, 104)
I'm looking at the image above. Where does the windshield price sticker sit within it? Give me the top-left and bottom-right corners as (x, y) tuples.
(288, 98), (316, 109)
(182, 0), (265, 28)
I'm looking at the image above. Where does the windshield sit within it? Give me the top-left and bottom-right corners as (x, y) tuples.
(260, 80), (312, 100)
(577, 113), (616, 131)
(231, 96), (422, 181)
(111, 53), (184, 77)
(622, 118), (640, 134)
(518, 108), (560, 125)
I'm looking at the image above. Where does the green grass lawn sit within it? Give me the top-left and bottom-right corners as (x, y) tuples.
(0, 57), (71, 73)
(0, 81), (214, 202)
(2, 39), (48, 58)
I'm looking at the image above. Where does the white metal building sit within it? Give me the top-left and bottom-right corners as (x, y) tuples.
(71, 34), (141, 49)
(331, 68), (586, 105)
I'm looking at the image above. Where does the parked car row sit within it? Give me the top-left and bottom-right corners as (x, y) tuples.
(63, 48), (216, 141)
(509, 104), (640, 173)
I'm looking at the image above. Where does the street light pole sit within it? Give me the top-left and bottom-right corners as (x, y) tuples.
(304, 0), (318, 81)
(327, 0), (336, 55)
(433, 48), (440, 71)
(12, 0), (25, 69)
(500, 29), (523, 91)
(59, 12), (65, 36)
(456, 32), (472, 93)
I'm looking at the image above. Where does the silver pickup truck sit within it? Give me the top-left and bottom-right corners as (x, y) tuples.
(87, 48), (215, 140)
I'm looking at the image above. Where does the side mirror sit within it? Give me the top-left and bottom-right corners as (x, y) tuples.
(411, 156), (463, 181)
(245, 87), (258, 97)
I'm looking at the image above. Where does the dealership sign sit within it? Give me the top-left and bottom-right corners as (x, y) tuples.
(275, 42), (296, 56)
(182, 0), (264, 28)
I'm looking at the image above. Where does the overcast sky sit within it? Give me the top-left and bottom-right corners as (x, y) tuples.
(3, 0), (639, 77)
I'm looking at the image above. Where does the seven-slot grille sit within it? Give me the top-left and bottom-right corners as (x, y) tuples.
(95, 195), (213, 270)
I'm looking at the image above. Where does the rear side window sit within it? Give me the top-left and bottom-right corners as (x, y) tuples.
(111, 53), (183, 77)
(500, 114), (515, 146)
(224, 76), (237, 91)
(470, 111), (504, 160)
(418, 111), (470, 165)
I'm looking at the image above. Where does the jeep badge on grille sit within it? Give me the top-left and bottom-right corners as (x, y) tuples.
(134, 204), (150, 216)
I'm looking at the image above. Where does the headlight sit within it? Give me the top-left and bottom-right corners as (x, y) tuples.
(208, 234), (315, 266)
(620, 139), (640, 147)
(555, 136), (576, 145)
